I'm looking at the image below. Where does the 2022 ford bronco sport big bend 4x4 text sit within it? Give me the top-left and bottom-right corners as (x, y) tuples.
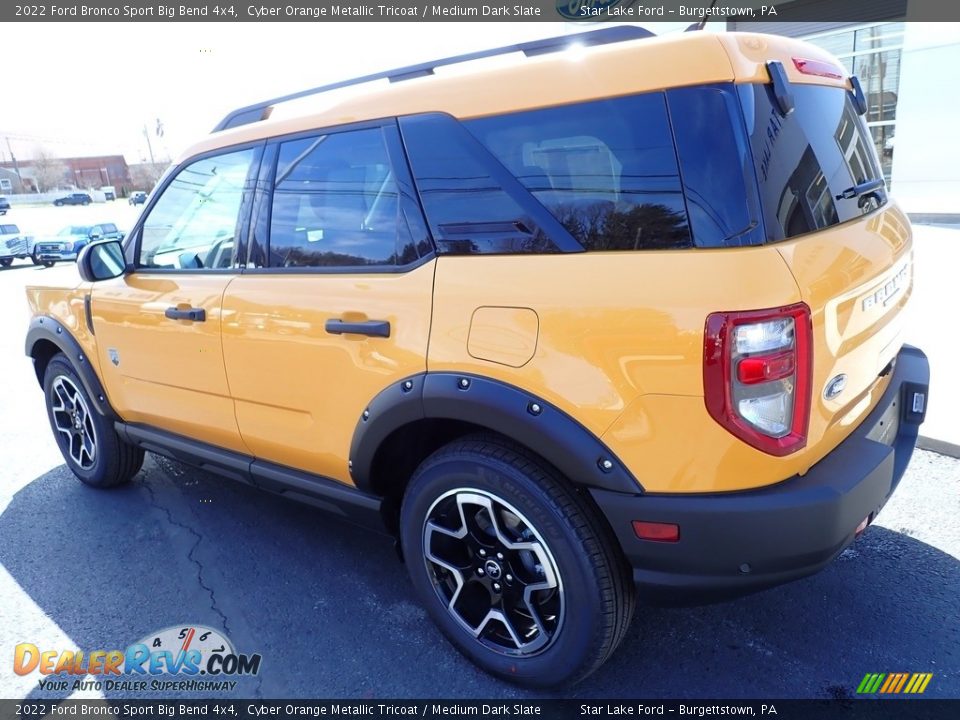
(24, 27), (929, 686)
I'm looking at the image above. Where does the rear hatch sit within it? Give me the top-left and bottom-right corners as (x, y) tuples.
(737, 76), (912, 464)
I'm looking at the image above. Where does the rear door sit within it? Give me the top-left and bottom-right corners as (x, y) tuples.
(221, 122), (435, 484)
(91, 145), (261, 453)
(738, 81), (912, 452)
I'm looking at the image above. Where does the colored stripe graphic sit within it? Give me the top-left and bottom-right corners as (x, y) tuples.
(893, 673), (909, 693)
(857, 672), (932, 694)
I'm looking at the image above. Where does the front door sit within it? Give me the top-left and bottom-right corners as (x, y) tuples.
(92, 145), (261, 453)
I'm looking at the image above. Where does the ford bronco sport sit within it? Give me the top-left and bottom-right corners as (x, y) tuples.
(24, 27), (929, 687)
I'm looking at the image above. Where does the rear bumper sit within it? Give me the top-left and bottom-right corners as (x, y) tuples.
(590, 345), (930, 602)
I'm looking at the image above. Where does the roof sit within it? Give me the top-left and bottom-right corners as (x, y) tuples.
(181, 30), (849, 163)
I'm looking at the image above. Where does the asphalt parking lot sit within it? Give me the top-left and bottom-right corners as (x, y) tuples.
(0, 203), (958, 700)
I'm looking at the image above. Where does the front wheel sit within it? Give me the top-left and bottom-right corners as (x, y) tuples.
(43, 353), (144, 488)
(400, 436), (635, 687)
(0, 258), (11, 268)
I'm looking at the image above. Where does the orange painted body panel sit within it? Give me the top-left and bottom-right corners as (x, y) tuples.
(89, 274), (249, 454)
(25, 273), (101, 375)
(219, 265), (435, 483)
(428, 248), (800, 444)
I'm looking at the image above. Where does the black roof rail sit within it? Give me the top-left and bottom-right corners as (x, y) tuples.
(211, 25), (654, 133)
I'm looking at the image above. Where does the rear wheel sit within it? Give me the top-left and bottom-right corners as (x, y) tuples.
(0, 258), (11, 268)
(54, 201), (63, 206)
(400, 435), (635, 687)
(43, 353), (144, 488)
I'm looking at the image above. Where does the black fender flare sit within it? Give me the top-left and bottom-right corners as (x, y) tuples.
(349, 372), (643, 495)
(24, 315), (118, 420)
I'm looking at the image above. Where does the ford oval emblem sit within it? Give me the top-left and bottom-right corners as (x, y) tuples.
(824, 374), (847, 401)
(556, 0), (622, 20)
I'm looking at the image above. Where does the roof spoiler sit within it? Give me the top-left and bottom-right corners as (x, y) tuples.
(211, 25), (654, 133)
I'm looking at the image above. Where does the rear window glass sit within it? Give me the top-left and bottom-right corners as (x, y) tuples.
(738, 83), (886, 242)
(465, 93), (692, 251)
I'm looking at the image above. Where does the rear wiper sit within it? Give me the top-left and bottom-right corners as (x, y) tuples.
(835, 178), (885, 200)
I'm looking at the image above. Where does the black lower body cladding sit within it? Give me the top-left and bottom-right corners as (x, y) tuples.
(591, 345), (930, 603)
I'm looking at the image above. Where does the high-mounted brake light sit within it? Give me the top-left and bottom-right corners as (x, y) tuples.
(792, 57), (844, 80)
(704, 304), (812, 456)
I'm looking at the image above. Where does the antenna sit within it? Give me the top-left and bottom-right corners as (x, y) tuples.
(686, 0), (721, 31)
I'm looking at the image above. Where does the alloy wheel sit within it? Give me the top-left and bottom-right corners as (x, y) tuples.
(422, 489), (564, 657)
(50, 375), (97, 469)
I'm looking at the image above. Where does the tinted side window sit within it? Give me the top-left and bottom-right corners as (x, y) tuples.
(466, 93), (691, 251)
(667, 85), (763, 248)
(268, 128), (415, 268)
(400, 114), (577, 255)
(139, 148), (257, 270)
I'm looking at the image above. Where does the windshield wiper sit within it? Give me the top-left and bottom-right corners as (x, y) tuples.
(836, 178), (885, 200)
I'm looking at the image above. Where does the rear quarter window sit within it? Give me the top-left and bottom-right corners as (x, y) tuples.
(466, 93), (692, 251)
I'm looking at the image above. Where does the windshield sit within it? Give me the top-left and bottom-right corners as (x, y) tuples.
(738, 83), (886, 243)
(0, 225), (17, 234)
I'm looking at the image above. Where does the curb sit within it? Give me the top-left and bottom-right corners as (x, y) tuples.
(917, 435), (960, 459)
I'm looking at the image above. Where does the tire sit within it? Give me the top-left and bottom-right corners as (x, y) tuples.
(400, 435), (635, 687)
(54, 201), (63, 206)
(42, 353), (144, 488)
(31, 254), (41, 266)
(42, 260), (56, 268)
(0, 258), (11, 268)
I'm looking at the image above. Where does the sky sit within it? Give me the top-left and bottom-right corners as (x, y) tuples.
(1, 21), (692, 167)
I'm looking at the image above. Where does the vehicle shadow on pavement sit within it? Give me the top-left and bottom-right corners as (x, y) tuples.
(2, 458), (958, 700)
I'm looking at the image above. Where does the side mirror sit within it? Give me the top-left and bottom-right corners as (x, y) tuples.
(77, 240), (128, 282)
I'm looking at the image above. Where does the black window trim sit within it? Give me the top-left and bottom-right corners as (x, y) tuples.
(242, 117), (438, 276)
(124, 138), (266, 274)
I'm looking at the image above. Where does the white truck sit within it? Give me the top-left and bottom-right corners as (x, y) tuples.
(0, 223), (35, 267)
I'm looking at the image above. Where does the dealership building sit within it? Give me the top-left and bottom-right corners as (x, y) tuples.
(726, 1), (958, 220)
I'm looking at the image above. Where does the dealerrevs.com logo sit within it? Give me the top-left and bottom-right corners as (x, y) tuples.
(14, 625), (261, 693)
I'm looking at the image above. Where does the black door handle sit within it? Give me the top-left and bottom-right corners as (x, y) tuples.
(165, 307), (206, 322)
(325, 319), (390, 338)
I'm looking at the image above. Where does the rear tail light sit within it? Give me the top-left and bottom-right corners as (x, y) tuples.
(704, 304), (812, 456)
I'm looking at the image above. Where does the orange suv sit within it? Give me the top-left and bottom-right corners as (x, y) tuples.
(24, 27), (929, 686)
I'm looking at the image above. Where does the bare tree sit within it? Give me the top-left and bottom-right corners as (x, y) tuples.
(31, 149), (69, 192)
(129, 161), (169, 192)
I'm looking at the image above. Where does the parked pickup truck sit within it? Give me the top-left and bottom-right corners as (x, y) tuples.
(31, 223), (124, 266)
(0, 223), (34, 267)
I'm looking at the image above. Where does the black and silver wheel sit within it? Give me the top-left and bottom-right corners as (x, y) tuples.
(43, 353), (144, 488)
(401, 435), (635, 687)
(423, 489), (565, 657)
